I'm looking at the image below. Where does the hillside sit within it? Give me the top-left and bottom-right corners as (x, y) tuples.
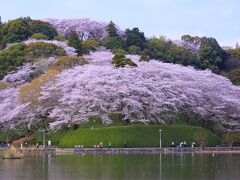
(0, 17), (240, 136)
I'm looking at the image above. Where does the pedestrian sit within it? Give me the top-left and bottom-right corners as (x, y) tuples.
(108, 142), (111, 148)
(124, 141), (127, 148)
(99, 142), (103, 150)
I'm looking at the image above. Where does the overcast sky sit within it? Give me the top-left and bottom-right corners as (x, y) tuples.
(0, 0), (239, 46)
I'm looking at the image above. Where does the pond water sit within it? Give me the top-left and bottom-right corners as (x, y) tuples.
(0, 153), (240, 180)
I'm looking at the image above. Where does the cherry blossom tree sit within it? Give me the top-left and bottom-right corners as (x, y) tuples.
(40, 51), (240, 130)
(44, 18), (124, 40)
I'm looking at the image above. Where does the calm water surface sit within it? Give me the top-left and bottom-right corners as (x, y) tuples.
(0, 153), (240, 180)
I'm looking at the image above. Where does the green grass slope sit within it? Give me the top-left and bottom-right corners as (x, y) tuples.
(58, 125), (220, 148)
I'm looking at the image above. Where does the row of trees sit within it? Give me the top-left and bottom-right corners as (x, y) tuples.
(194, 131), (240, 149)
(102, 22), (229, 74)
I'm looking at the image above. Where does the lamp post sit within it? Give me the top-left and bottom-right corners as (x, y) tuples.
(159, 129), (162, 148)
(39, 129), (46, 149)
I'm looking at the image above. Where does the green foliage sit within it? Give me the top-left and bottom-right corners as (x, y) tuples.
(68, 31), (84, 56)
(0, 129), (25, 142)
(82, 39), (100, 52)
(30, 33), (48, 40)
(2, 17), (32, 43)
(54, 35), (66, 41)
(228, 68), (240, 85)
(128, 45), (141, 55)
(103, 36), (125, 50)
(194, 131), (208, 148)
(103, 21), (125, 50)
(26, 42), (66, 60)
(198, 37), (227, 72)
(30, 20), (57, 39)
(34, 129), (70, 146)
(112, 53), (137, 68)
(126, 27), (146, 50)
(112, 48), (127, 55)
(225, 48), (240, 71)
(1, 18), (57, 43)
(58, 125), (220, 148)
(144, 37), (198, 66)
(0, 43), (26, 79)
(223, 132), (240, 147)
(0, 23), (4, 50)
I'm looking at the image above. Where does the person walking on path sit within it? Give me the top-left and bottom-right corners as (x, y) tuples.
(124, 141), (127, 148)
(99, 142), (103, 150)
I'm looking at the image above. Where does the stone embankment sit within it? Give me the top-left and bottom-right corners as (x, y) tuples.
(1, 147), (240, 155)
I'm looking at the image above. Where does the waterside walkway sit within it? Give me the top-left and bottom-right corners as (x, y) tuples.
(2, 147), (240, 155)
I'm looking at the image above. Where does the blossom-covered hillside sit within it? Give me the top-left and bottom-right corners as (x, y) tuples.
(1, 49), (240, 132)
(0, 17), (240, 133)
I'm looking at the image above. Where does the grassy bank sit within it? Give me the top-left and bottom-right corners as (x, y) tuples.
(57, 125), (220, 148)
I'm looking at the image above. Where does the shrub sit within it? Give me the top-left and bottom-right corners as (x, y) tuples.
(112, 53), (137, 68)
(30, 33), (48, 40)
(224, 132), (240, 147)
(26, 42), (66, 61)
(228, 68), (240, 85)
(194, 131), (208, 149)
(82, 39), (100, 52)
(128, 45), (141, 55)
(54, 35), (66, 41)
(112, 48), (127, 55)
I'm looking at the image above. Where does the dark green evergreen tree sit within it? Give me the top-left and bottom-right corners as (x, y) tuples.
(30, 20), (57, 39)
(125, 27), (146, 50)
(198, 37), (227, 72)
(107, 21), (118, 37)
(68, 31), (84, 56)
(103, 21), (125, 50)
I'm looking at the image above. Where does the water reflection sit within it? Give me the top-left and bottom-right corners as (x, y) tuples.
(0, 153), (240, 180)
